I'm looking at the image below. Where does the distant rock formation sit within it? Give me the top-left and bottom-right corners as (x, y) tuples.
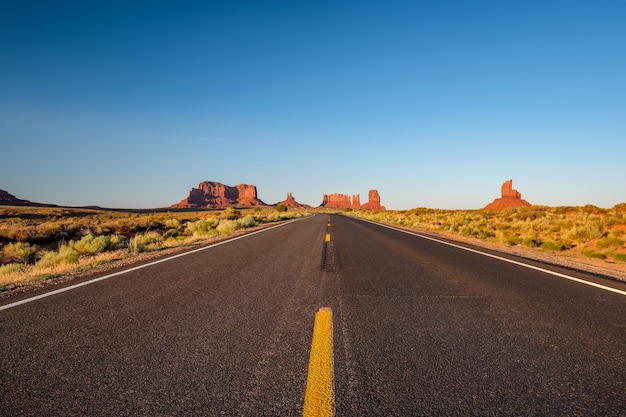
(0, 189), (47, 207)
(171, 181), (267, 208)
(483, 180), (531, 210)
(320, 190), (385, 210)
(360, 190), (386, 210)
(321, 193), (354, 209)
(276, 192), (309, 208)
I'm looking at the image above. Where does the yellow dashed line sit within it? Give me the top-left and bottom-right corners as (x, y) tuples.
(303, 308), (334, 417)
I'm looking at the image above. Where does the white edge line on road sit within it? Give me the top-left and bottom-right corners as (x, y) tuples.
(353, 217), (626, 297)
(0, 216), (312, 312)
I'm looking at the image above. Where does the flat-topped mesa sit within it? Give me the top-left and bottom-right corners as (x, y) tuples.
(321, 193), (354, 209)
(171, 181), (267, 208)
(483, 179), (531, 210)
(276, 192), (308, 208)
(320, 190), (385, 210)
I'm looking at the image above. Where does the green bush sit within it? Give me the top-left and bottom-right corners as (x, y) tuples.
(221, 207), (240, 220)
(610, 252), (626, 262)
(0, 263), (24, 274)
(216, 219), (239, 234)
(236, 216), (256, 229)
(129, 232), (163, 254)
(109, 234), (127, 250)
(506, 235), (523, 246)
(73, 234), (109, 255)
(581, 248), (606, 260)
(165, 218), (181, 229)
(276, 205), (288, 212)
(541, 241), (563, 251)
(37, 245), (80, 268)
(521, 237), (542, 248)
(3, 242), (39, 264)
(596, 236), (624, 250)
(186, 219), (219, 236)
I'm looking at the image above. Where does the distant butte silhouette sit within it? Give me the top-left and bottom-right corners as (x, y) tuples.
(320, 189), (385, 210)
(0, 189), (49, 207)
(483, 180), (532, 210)
(276, 192), (309, 208)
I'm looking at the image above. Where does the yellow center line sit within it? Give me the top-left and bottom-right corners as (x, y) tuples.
(303, 307), (334, 417)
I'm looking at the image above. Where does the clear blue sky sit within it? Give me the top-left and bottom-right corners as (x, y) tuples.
(2, 1), (625, 210)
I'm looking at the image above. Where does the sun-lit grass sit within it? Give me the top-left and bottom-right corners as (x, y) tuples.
(0, 205), (310, 292)
(346, 203), (626, 264)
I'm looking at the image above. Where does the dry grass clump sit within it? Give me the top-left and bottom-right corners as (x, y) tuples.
(0, 206), (309, 292)
(348, 204), (626, 263)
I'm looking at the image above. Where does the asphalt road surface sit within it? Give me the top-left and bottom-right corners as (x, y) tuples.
(1, 214), (625, 416)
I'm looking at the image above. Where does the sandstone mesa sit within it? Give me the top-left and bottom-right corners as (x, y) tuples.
(320, 189), (385, 210)
(171, 181), (267, 208)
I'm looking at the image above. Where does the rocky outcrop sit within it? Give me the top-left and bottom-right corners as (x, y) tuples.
(0, 190), (47, 206)
(483, 180), (531, 210)
(320, 190), (385, 210)
(171, 181), (267, 208)
(321, 193), (355, 209)
(276, 192), (308, 208)
(360, 190), (386, 210)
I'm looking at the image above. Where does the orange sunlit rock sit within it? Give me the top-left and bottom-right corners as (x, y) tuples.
(483, 180), (532, 210)
(171, 181), (267, 208)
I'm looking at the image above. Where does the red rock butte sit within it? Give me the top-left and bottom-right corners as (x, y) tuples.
(483, 180), (532, 210)
(171, 181), (267, 208)
(320, 190), (385, 210)
(276, 192), (309, 208)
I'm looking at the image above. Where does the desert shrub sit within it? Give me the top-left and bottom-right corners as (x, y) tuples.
(521, 237), (542, 248)
(37, 245), (80, 268)
(610, 252), (626, 262)
(165, 228), (179, 238)
(165, 218), (181, 229)
(3, 242), (39, 264)
(276, 205), (288, 212)
(73, 234), (109, 255)
(0, 263), (24, 274)
(129, 232), (163, 254)
(541, 241), (564, 251)
(596, 236), (624, 250)
(221, 207), (240, 220)
(236, 216), (256, 229)
(613, 203), (626, 214)
(581, 248), (606, 259)
(186, 219), (219, 236)
(566, 225), (603, 242)
(506, 235), (523, 246)
(108, 234), (127, 250)
(582, 205), (605, 215)
(216, 219), (239, 234)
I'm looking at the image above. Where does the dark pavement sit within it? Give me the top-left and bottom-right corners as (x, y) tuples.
(1, 214), (625, 416)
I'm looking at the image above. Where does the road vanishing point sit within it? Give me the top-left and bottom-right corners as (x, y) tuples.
(1, 214), (625, 416)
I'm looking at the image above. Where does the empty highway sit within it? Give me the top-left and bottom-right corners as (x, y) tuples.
(1, 214), (625, 416)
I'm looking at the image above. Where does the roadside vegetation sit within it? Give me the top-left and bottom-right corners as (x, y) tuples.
(0, 206), (309, 292)
(346, 204), (626, 264)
